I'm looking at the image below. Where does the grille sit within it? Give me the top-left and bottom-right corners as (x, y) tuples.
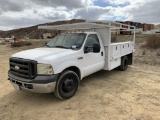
(10, 58), (37, 79)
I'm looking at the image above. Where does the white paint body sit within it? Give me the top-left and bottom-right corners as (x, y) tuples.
(12, 32), (105, 79)
(12, 21), (136, 80)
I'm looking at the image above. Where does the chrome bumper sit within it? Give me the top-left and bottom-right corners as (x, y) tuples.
(10, 78), (56, 93)
(8, 71), (59, 93)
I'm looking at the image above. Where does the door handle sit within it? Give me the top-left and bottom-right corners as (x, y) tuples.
(101, 51), (103, 56)
(78, 57), (83, 60)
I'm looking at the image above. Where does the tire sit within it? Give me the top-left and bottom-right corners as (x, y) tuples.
(119, 56), (128, 71)
(54, 70), (79, 100)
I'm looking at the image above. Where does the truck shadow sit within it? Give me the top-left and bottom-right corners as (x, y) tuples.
(78, 66), (133, 96)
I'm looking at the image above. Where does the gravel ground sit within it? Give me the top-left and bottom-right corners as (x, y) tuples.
(0, 37), (160, 120)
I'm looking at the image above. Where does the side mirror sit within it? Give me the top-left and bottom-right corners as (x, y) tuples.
(93, 43), (100, 53)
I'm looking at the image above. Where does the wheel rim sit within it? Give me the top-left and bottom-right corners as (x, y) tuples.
(62, 78), (74, 93)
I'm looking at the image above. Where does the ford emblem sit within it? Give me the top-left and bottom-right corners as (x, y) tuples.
(15, 66), (20, 70)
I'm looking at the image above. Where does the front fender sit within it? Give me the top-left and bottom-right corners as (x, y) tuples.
(52, 60), (84, 79)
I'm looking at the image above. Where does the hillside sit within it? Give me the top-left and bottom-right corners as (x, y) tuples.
(0, 19), (85, 39)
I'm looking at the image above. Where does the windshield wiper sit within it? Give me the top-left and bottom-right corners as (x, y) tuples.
(55, 46), (69, 49)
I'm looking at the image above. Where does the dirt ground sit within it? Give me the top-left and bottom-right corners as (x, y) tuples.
(0, 36), (160, 120)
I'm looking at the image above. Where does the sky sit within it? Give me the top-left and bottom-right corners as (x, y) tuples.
(0, 0), (159, 30)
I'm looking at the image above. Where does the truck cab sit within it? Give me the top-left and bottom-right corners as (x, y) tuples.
(8, 21), (135, 99)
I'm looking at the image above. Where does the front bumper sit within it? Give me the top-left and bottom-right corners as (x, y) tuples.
(8, 71), (59, 93)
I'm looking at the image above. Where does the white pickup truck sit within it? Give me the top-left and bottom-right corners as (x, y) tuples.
(8, 21), (135, 99)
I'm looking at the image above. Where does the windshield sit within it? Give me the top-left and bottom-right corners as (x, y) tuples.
(46, 33), (86, 49)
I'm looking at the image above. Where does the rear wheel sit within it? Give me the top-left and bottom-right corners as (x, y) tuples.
(119, 56), (128, 71)
(54, 70), (79, 99)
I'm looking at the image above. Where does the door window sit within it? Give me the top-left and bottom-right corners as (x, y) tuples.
(85, 34), (100, 46)
(85, 34), (100, 52)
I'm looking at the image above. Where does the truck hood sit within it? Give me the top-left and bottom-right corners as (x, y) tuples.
(12, 47), (76, 62)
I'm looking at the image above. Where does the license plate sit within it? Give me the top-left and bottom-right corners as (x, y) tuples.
(12, 83), (21, 91)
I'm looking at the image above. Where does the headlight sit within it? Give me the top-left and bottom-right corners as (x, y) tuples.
(37, 64), (54, 75)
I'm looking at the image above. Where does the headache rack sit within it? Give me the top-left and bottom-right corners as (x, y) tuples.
(38, 20), (135, 43)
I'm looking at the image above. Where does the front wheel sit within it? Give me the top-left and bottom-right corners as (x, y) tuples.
(54, 70), (79, 99)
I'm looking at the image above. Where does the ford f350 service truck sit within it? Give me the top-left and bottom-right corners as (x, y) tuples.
(8, 20), (135, 99)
